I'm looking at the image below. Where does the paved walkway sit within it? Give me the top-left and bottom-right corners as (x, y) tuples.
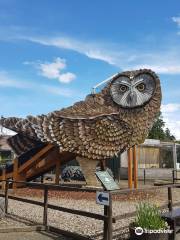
(0, 231), (73, 240)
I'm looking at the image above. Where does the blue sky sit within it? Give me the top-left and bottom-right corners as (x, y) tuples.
(1, 0), (180, 138)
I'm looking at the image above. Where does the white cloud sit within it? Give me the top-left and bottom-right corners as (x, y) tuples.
(0, 71), (31, 88)
(172, 16), (180, 27)
(0, 70), (78, 98)
(163, 116), (180, 140)
(58, 72), (76, 83)
(1, 25), (180, 74)
(23, 36), (116, 65)
(19, 35), (180, 75)
(131, 64), (180, 74)
(161, 103), (180, 113)
(39, 58), (66, 79)
(25, 57), (76, 83)
(161, 103), (180, 140)
(42, 85), (78, 97)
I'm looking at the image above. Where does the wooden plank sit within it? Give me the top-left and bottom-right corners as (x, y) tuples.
(5, 195), (44, 207)
(2, 193), (106, 220)
(12, 158), (26, 188)
(18, 144), (54, 173)
(13, 158), (18, 189)
(26, 151), (74, 180)
(26, 156), (57, 179)
(43, 187), (48, 228)
(26, 147), (60, 178)
(127, 148), (133, 189)
(133, 146), (138, 189)
(48, 203), (107, 221)
(5, 173), (13, 179)
(0, 179), (97, 192)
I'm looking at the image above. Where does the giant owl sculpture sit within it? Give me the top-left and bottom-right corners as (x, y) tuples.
(0, 69), (161, 185)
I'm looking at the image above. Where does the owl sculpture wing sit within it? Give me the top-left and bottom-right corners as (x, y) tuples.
(0, 93), (133, 159)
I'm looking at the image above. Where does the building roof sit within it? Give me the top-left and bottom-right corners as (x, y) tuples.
(0, 135), (12, 151)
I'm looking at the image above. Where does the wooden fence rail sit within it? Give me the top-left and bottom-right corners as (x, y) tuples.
(0, 180), (112, 240)
(1, 180), (180, 240)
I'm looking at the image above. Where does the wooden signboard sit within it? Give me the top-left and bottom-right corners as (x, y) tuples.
(95, 170), (119, 191)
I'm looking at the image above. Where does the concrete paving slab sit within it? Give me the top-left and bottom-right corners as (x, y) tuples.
(0, 231), (73, 240)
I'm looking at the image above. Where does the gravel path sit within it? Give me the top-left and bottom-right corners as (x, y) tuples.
(4, 186), (180, 239)
(7, 196), (136, 239)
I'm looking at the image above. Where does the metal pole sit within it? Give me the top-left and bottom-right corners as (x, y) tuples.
(43, 186), (48, 228)
(5, 180), (9, 214)
(173, 143), (177, 170)
(143, 169), (146, 185)
(92, 72), (119, 94)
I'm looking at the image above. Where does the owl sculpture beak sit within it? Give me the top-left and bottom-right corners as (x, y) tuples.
(128, 91), (137, 106)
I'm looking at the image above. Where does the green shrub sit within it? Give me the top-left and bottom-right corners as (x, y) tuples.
(134, 202), (167, 230)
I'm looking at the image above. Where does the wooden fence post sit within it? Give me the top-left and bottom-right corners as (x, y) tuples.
(133, 146), (138, 189)
(143, 169), (146, 185)
(128, 148), (133, 189)
(107, 192), (113, 240)
(103, 205), (108, 240)
(168, 187), (173, 211)
(103, 191), (113, 240)
(5, 180), (9, 214)
(43, 186), (48, 228)
(172, 170), (175, 184)
(13, 158), (18, 189)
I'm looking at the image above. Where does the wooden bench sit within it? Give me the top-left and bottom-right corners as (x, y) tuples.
(161, 187), (180, 240)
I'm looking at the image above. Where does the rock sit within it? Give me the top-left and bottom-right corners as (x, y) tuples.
(0, 198), (5, 219)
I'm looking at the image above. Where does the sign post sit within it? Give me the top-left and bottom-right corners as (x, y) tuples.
(103, 192), (112, 240)
(95, 170), (118, 240)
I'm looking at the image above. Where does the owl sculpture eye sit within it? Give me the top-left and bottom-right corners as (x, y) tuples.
(119, 84), (128, 93)
(110, 73), (156, 108)
(136, 83), (145, 92)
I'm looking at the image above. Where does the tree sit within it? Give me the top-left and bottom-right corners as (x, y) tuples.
(164, 128), (175, 141)
(148, 112), (175, 141)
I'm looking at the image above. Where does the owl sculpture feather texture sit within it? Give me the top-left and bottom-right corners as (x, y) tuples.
(0, 69), (161, 185)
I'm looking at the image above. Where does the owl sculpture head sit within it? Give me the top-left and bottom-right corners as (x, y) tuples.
(109, 69), (160, 108)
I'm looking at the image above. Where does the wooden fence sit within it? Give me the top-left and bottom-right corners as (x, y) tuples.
(1, 180), (180, 240)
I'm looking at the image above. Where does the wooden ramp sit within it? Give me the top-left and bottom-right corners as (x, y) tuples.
(0, 144), (75, 189)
